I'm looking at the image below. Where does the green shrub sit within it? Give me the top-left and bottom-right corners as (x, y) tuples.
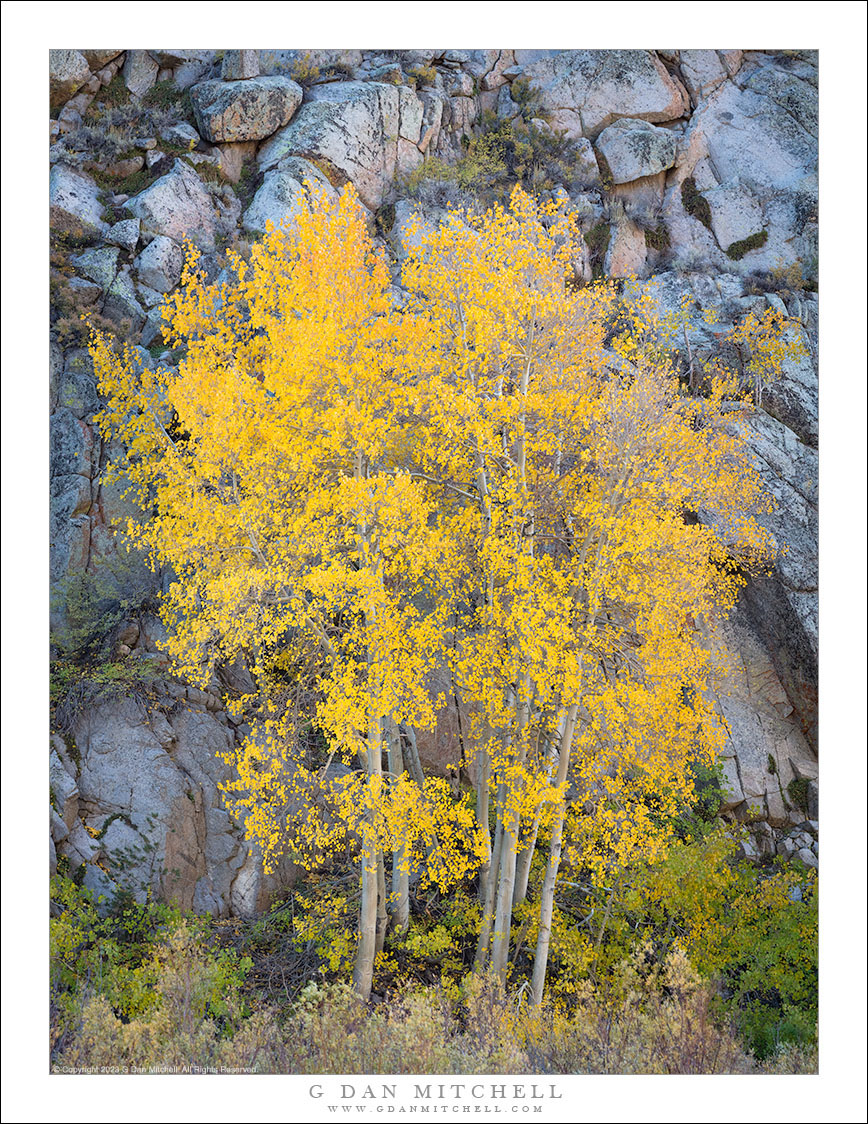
(52, 875), (212, 1054)
(585, 220), (611, 276)
(726, 229), (768, 261)
(88, 74), (131, 113)
(141, 80), (177, 110)
(510, 76), (544, 114)
(681, 176), (713, 231)
(407, 63), (437, 88)
(645, 221), (671, 252)
(786, 776), (810, 813)
(546, 828), (818, 1059)
(50, 858), (818, 1074)
(182, 156), (224, 184)
(53, 910), (255, 1071)
(90, 163), (155, 196)
(405, 98), (585, 204)
(291, 53), (320, 87)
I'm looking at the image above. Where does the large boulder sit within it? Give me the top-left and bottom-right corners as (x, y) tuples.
(102, 267), (147, 332)
(519, 50), (688, 139)
(242, 156), (338, 235)
(679, 49), (729, 103)
(70, 246), (119, 290)
(702, 177), (766, 253)
(171, 51), (215, 90)
(50, 164), (106, 238)
(106, 217), (141, 254)
(124, 159), (217, 252)
(81, 50), (123, 71)
(257, 81), (424, 209)
(604, 219), (647, 278)
(190, 76), (303, 143)
(50, 49), (91, 108)
(595, 117), (677, 183)
(123, 49), (159, 97)
(221, 49), (260, 81)
(57, 350), (99, 421)
(134, 235), (184, 293)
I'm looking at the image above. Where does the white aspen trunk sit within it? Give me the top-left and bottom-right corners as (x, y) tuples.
(490, 665), (535, 960)
(355, 703), (384, 999)
(375, 848), (388, 954)
(355, 809), (379, 1000)
(490, 789), (520, 983)
(353, 451), (383, 999)
(386, 716), (410, 934)
(475, 745), (492, 903)
(514, 721), (561, 907)
(503, 322), (539, 917)
(399, 722), (425, 789)
(530, 702), (580, 1005)
(474, 781), (505, 971)
(513, 813), (541, 909)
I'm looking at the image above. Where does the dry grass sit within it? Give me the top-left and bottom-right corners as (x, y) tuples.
(53, 926), (816, 1075)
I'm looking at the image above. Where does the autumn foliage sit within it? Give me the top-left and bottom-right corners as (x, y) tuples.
(90, 184), (787, 1003)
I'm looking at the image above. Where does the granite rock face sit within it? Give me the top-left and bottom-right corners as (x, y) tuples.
(52, 687), (300, 914)
(49, 47), (819, 909)
(519, 50), (688, 139)
(50, 50), (92, 108)
(50, 164), (106, 237)
(258, 81), (425, 210)
(242, 156), (338, 235)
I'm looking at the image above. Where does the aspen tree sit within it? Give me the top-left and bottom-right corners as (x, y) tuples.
(400, 187), (777, 997)
(91, 183), (792, 1004)
(90, 186), (481, 1000)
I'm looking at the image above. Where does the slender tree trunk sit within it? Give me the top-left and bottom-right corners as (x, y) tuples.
(513, 813), (541, 909)
(513, 725), (560, 907)
(475, 744), (492, 904)
(355, 809), (379, 999)
(355, 704), (385, 998)
(353, 454), (384, 1000)
(490, 784), (521, 983)
(376, 849), (388, 954)
(530, 702), (580, 1005)
(474, 781), (505, 971)
(490, 667), (534, 979)
(399, 722), (425, 789)
(386, 716), (410, 934)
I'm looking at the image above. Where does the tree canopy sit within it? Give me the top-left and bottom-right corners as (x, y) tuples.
(90, 183), (781, 1001)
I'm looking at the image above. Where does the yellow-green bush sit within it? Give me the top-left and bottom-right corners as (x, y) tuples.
(543, 828), (818, 1058)
(50, 877), (251, 1062)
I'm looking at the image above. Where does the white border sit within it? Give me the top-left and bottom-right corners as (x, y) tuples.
(2, 4), (866, 1122)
